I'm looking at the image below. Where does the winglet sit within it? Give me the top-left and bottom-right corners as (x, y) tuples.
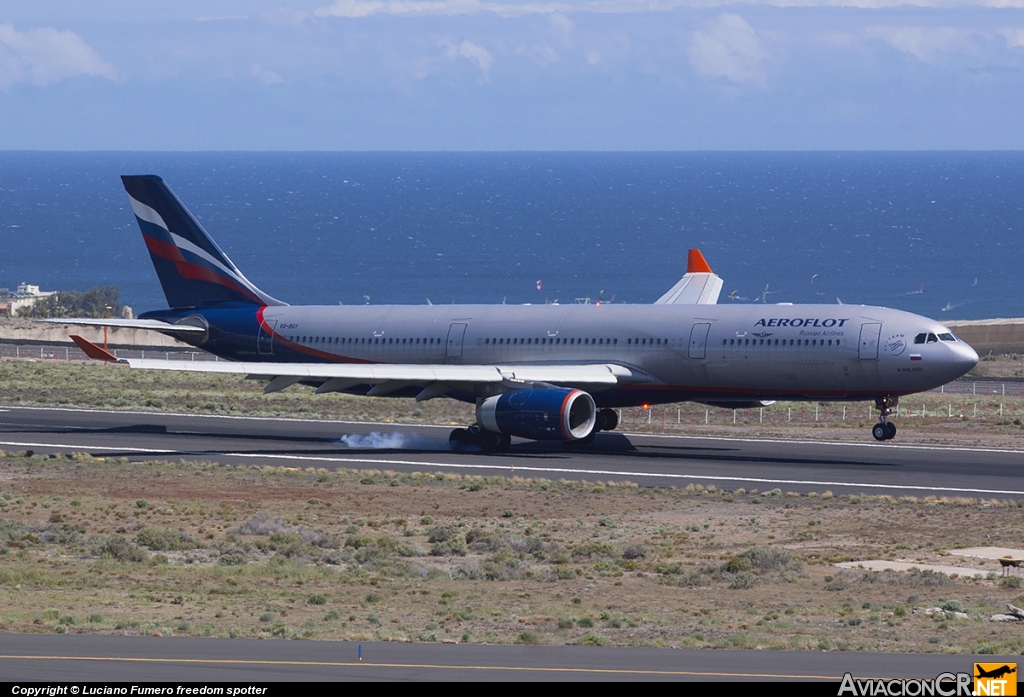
(687, 249), (713, 274)
(70, 335), (120, 362)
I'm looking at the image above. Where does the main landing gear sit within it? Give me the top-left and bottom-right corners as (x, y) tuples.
(449, 424), (512, 453)
(872, 396), (898, 441)
(595, 408), (619, 433)
(449, 408), (621, 452)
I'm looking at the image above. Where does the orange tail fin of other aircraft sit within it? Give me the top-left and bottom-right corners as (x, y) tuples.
(687, 249), (713, 274)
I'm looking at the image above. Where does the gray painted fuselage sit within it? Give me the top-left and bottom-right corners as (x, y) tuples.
(255, 302), (978, 408)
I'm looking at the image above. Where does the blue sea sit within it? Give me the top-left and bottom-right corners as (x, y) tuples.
(0, 152), (1022, 321)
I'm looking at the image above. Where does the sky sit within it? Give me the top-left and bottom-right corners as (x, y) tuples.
(3, 1), (1024, 149)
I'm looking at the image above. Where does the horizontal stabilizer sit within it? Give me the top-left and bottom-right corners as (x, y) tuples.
(39, 318), (206, 334)
(69, 335), (121, 362)
(655, 249), (723, 305)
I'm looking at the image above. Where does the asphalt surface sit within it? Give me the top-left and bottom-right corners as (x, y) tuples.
(0, 633), (1015, 682)
(0, 405), (1022, 498)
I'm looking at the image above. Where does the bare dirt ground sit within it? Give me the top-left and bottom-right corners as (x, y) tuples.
(1, 453), (1024, 653)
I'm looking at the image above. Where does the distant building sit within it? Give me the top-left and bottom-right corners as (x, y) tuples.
(16, 282), (54, 297)
(8, 282), (57, 316)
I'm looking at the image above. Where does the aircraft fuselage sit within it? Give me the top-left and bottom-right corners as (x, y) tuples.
(142, 302), (978, 408)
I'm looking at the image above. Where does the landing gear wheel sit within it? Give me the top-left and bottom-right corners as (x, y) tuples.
(871, 395), (899, 442)
(596, 408), (619, 432)
(479, 431), (503, 453)
(449, 428), (473, 447)
(450, 426), (510, 452)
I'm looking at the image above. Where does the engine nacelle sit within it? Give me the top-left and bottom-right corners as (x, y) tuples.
(476, 388), (597, 441)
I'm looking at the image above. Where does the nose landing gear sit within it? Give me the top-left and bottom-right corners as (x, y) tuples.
(872, 396), (898, 441)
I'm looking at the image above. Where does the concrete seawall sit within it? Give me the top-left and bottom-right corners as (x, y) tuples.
(945, 319), (1024, 356)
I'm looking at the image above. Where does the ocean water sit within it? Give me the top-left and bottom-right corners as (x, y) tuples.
(0, 151), (1022, 321)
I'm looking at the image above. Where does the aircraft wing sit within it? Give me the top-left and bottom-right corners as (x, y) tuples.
(38, 318), (207, 335)
(113, 358), (635, 400)
(654, 248), (724, 305)
(122, 358), (622, 386)
(68, 329), (646, 400)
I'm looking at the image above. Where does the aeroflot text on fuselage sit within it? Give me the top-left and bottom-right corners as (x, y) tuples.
(755, 318), (850, 328)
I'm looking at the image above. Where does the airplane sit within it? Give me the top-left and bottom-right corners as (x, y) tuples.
(55, 175), (980, 451)
(975, 665), (1016, 680)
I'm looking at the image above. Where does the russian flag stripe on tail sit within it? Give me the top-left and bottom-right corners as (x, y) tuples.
(121, 175), (285, 310)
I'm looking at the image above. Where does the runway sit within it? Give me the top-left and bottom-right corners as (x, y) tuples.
(0, 405), (1022, 498)
(0, 634), (1015, 682)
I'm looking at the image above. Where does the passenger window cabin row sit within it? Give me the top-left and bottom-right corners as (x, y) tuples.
(722, 338), (843, 347)
(286, 335), (677, 348)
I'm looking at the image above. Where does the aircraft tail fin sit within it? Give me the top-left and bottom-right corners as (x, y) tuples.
(686, 248), (713, 274)
(121, 175), (286, 309)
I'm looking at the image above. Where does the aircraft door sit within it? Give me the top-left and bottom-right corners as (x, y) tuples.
(859, 323), (881, 360)
(688, 323), (711, 359)
(447, 323), (468, 359)
(258, 319), (277, 355)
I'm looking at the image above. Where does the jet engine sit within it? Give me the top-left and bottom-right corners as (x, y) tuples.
(476, 388), (597, 441)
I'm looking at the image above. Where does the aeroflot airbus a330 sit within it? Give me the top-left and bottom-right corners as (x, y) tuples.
(60, 175), (979, 451)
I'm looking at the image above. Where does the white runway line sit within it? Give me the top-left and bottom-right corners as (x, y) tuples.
(625, 431), (1024, 456)
(4, 405), (1022, 455)
(0, 438), (1022, 497)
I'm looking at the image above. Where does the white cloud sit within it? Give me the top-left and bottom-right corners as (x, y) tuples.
(317, 0), (482, 18)
(548, 12), (575, 32)
(688, 13), (770, 85)
(516, 43), (561, 64)
(0, 23), (117, 87)
(257, 7), (311, 25)
(441, 39), (494, 76)
(865, 25), (974, 61)
(313, 0), (1024, 19)
(196, 15), (250, 22)
(250, 64), (284, 84)
(1001, 27), (1024, 47)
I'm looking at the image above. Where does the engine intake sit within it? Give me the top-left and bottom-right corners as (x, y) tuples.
(477, 388), (596, 441)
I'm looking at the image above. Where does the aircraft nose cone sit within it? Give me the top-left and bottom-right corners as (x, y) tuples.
(950, 342), (979, 378)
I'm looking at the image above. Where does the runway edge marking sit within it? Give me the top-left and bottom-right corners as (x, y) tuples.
(0, 438), (1021, 497)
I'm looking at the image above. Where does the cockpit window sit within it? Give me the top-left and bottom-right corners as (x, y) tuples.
(914, 333), (927, 344)
(937, 333), (956, 342)
(927, 333), (938, 343)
